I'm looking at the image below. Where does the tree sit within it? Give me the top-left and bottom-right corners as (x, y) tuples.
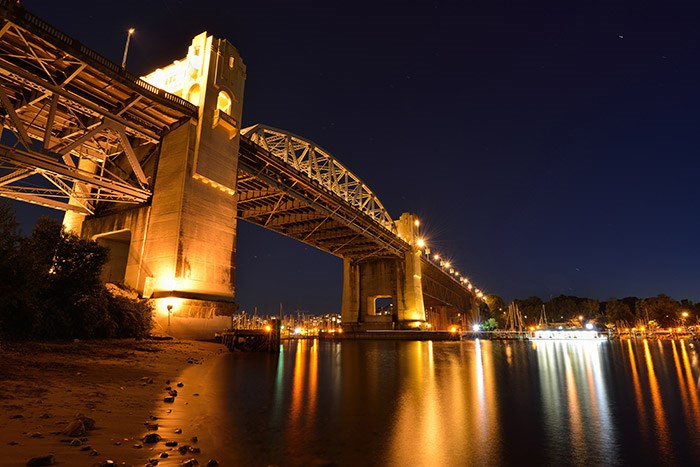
(605, 299), (634, 326)
(481, 317), (498, 331)
(578, 298), (600, 318)
(0, 208), (152, 340)
(515, 296), (543, 324)
(484, 294), (505, 314)
(547, 295), (577, 321)
(637, 295), (680, 328)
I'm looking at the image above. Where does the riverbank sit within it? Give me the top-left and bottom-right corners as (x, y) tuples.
(0, 338), (226, 466)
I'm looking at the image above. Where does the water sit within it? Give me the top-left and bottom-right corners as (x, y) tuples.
(187, 338), (700, 466)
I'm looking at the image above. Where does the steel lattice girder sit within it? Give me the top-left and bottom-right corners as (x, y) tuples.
(238, 135), (407, 261)
(0, 2), (196, 213)
(241, 124), (396, 234)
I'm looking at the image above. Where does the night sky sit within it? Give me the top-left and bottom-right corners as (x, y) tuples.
(12, 1), (700, 314)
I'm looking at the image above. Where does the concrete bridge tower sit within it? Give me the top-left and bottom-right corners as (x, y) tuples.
(340, 213), (427, 330)
(64, 33), (246, 338)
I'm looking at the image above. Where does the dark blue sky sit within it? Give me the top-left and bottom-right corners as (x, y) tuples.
(15, 1), (700, 313)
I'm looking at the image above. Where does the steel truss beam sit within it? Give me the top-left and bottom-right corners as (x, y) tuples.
(242, 124), (396, 233)
(238, 136), (407, 260)
(0, 2), (195, 213)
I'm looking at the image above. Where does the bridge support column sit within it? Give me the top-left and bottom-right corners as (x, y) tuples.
(341, 213), (426, 331)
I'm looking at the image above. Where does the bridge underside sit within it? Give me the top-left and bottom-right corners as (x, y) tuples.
(0, 5), (194, 214)
(237, 137), (406, 262)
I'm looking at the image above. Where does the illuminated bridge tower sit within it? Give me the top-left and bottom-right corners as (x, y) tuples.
(66, 33), (246, 337)
(341, 213), (427, 330)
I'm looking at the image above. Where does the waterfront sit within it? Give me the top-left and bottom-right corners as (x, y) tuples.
(170, 338), (700, 466)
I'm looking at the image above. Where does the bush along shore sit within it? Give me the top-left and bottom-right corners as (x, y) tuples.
(0, 202), (152, 341)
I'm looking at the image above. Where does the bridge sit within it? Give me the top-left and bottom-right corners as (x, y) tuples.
(0, 2), (482, 338)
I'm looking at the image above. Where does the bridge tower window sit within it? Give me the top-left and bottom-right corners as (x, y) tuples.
(217, 90), (232, 115)
(187, 83), (201, 107)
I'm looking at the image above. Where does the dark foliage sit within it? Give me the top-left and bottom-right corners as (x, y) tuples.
(0, 202), (152, 340)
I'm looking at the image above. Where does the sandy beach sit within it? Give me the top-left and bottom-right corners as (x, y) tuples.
(0, 338), (227, 466)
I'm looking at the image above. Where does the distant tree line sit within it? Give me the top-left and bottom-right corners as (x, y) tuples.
(482, 292), (699, 330)
(0, 202), (152, 340)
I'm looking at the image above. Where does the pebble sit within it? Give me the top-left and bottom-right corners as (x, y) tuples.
(80, 446), (92, 452)
(133, 444), (143, 449)
(10, 414), (23, 419)
(61, 420), (85, 437)
(168, 389), (178, 397)
(177, 382), (184, 387)
(165, 441), (178, 447)
(163, 397), (175, 403)
(25, 454), (55, 466)
(206, 461), (219, 467)
(29, 432), (44, 439)
(181, 459), (199, 467)
(70, 439), (82, 446)
(159, 453), (169, 458)
(143, 433), (162, 444)
(89, 449), (99, 456)
(174, 428), (182, 434)
(190, 436), (198, 443)
(145, 422), (159, 431)
(9, 441), (19, 446)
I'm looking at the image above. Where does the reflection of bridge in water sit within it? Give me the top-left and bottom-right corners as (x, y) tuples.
(0, 2), (483, 338)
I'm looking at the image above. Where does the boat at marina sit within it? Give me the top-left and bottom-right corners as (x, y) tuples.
(529, 327), (608, 340)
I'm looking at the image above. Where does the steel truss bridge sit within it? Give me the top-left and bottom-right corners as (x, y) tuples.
(0, 1), (477, 310)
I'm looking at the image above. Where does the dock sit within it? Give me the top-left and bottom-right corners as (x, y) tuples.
(221, 323), (281, 352)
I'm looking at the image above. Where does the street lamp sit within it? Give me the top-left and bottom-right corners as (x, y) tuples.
(121, 27), (135, 69)
(167, 304), (173, 332)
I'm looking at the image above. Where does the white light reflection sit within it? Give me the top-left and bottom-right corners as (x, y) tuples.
(535, 341), (616, 463)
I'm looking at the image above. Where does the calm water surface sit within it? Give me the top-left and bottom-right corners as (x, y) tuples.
(197, 339), (700, 466)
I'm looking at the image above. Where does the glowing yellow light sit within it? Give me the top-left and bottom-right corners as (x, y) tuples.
(265, 325), (272, 332)
(433, 254), (440, 260)
(426, 323), (432, 329)
(467, 284), (473, 290)
(578, 315), (584, 321)
(414, 219), (420, 227)
(416, 238), (425, 248)
(529, 327), (535, 331)
(444, 262), (451, 268)
(449, 326), (457, 333)
(337, 328), (343, 333)
(128, 27), (135, 35)
(682, 312), (689, 318)
(640, 326), (646, 331)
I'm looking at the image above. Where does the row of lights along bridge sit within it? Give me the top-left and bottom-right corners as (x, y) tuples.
(405, 219), (487, 301)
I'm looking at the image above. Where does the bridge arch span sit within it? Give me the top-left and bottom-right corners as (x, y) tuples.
(241, 124), (396, 234)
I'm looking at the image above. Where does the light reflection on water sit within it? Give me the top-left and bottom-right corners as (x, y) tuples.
(201, 338), (700, 466)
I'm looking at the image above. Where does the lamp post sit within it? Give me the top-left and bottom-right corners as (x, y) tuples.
(167, 304), (173, 332)
(121, 28), (135, 69)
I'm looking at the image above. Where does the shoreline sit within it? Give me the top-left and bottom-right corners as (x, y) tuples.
(0, 338), (227, 466)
